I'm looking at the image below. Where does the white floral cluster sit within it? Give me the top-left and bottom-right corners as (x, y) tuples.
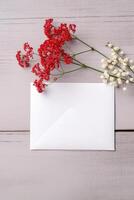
(100, 42), (134, 90)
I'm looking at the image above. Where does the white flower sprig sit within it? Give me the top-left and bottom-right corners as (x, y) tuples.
(100, 42), (134, 90)
(73, 36), (134, 90)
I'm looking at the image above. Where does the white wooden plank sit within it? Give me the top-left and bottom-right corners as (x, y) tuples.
(0, 132), (134, 200)
(0, 18), (134, 129)
(116, 86), (134, 130)
(0, 0), (134, 19)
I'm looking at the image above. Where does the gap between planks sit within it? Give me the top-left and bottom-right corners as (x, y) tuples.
(1, 15), (134, 21)
(0, 130), (133, 135)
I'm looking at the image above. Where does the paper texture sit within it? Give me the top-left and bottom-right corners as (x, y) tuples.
(30, 83), (115, 150)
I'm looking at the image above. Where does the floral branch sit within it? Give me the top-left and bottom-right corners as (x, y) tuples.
(16, 18), (134, 93)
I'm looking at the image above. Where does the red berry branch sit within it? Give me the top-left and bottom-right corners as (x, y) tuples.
(16, 18), (134, 93)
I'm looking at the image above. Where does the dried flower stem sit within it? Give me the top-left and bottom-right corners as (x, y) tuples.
(74, 35), (132, 76)
(50, 59), (134, 84)
(72, 49), (92, 57)
(73, 35), (109, 59)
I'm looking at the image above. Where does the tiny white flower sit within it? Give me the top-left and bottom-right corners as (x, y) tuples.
(108, 64), (114, 70)
(117, 78), (122, 85)
(107, 59), (112, 64)
(122, 72), (127, 76)
(107, 42), (113, 48)
(125, 71), (129, 76)
(109, 77), (115, 82)
(122, 65), (127, 70)
(112, 60), (117, 65)
(112, 69), (118, 74)
(116, 72), (121, 77)
(126, 80), (129, 84)
(124, 57), (129, 63)
(104, 70), (109, 78)
(119, 68), (123, 73)
(100, 75), (104, 79)
(130, 65), (134, 70)
(120, 51), (124, 56)
(122, 62), (127, 66)
(101, 59), (106, 63)
(129, 59), (133, 64)
(113, 46), (120, 52)
(113, 55), (118, 60)
(118, 57), (123, 63)
(102, 63), (107, 69)
(130, 77), (134, 82)
(111, 52), (116, 57)
(123, 87), (127, 91)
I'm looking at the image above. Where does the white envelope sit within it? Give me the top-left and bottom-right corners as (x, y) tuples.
(30, 83), (115, 150)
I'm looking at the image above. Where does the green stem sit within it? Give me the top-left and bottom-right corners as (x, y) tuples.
(51, 61), (134, 84)
(73, 58), (103, 73)
(73, 35), (109, 59)
(50, 66), (83, 76)
(72, 49), (92, 57)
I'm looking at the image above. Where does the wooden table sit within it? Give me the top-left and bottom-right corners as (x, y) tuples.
(0, 131), (134, 199)
(0, 0), (134, 199)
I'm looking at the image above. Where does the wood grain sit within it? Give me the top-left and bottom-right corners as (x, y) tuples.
(0, 0), (134, 130)
(0, 131), (134, 200)
(0, 0), (134, 19)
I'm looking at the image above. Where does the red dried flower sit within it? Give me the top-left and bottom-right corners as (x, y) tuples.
(16, 19), (76, 93)
(38, 38), (73, 71)
(32, 63), (50, 81)
(16, 43), (33, 68)
(23, 42), (33, 58)
(38, 39), (62, 70)
(16, 50), (30, 68)
(63, 53), (73, 64)
(69, 24), (76, 33)
(44, 18), (54, 39)
(44, 18), (76, 44)
(33, 79), (46, 93)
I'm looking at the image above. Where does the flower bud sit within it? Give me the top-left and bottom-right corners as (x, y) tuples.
(113, 46), (120, 52)
(107, 42), (113, 48)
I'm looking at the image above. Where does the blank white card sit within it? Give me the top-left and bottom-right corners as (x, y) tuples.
(30, 83), (115, 150)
